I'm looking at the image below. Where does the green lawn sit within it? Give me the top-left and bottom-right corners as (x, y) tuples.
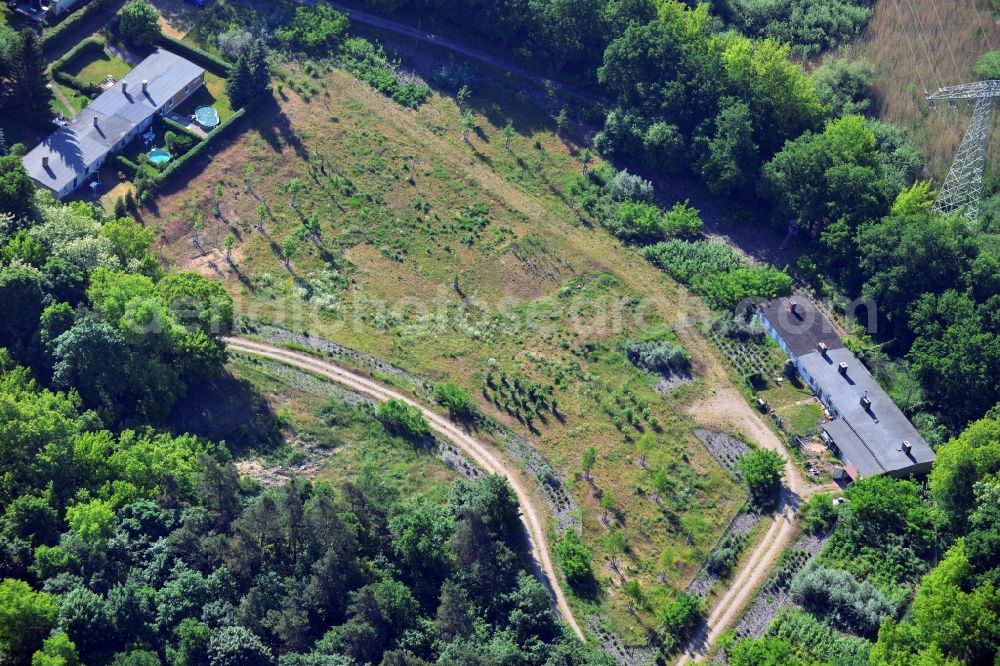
(63, 46), (132, 87)
(175, 71), (234, 121)
(50, 82), (88, 117)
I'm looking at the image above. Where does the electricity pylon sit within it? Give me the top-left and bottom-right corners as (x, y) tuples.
(926, 81), (1000, 224)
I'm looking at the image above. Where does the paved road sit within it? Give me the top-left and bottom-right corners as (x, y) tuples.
(224, 336), (587, 642)
(678, 392), (815, 664)
(327, 1), (609, 106)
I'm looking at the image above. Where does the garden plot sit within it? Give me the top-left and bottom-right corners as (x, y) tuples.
(695, 428), (751, 479)
(730, 531), (829, 641)
(587, 616), (657, 666)
(685, 510), (761, 599)
(709, 329), (777, 383)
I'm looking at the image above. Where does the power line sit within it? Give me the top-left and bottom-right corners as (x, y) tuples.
(926, 0), (963, 81)
(893, 0), (931, 95)
(971, 0), (996, 58)
(902, 0), (946, 91)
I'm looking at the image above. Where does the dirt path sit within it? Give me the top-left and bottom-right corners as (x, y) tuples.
(324, 1), (608, 105)
(676, 389), (814, 664)
(224, 336), (586, 642)
(48, 83), (76, 119)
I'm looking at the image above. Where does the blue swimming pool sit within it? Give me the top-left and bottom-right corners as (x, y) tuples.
(148, 149), (171, 165)
(195, 106), (220, 129)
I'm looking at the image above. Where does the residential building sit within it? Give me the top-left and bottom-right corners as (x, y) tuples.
(22, 49), (205, 199)
(758, 296), (935, 480)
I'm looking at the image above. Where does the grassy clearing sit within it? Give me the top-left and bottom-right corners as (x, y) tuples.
(144, 50), (745, 640)
(61, 44), (132, 87)
(175, 70), (234, 120)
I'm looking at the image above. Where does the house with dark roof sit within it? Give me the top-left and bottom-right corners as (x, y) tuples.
(22, 49), (205, 199)
(758, 297), (935, 480)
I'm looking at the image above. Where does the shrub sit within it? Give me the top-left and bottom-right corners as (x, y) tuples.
(119, 0), (162, 48)
(275, 4), (349, 53)
(605, 169), (655, 203)
(620, 339), (691, 376)
(662, 200), (703, 238)
(340, 37), (430, 108)
(376, 399), (430, 440)
(790, 561), (896, 637)
(611, 200), (665, 243)
(739, 448), (784, 507)
(699, 265), (793, 310)
(724, 0), (871, 57)
(642, 239), (745, 287)
(975, 50), (1000, 79)
(433, 382), (475, 418)
(555, 531), (592, 584)
(50, 38), (106, 95)
(217, 28), (254, 61)
(811, 58), (874, 118)
(660, 592), (703, 650)
(800, 493), (837, 533)
(40, 0), (116, 50)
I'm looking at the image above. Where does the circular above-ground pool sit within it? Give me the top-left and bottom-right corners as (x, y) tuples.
(195, 106), (220, 129)
(148, 149), (171, 165)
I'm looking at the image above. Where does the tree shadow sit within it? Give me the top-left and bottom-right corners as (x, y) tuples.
(167, 369), (283, 455)
(255, 97), (309, 161)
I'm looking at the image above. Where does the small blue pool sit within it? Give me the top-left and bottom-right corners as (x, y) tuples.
(195, 106), (220, 128)
(148, 149), (171, 165)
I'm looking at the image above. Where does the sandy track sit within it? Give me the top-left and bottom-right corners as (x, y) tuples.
(676, 390), (813, 664)
(224, 337), (586, 641)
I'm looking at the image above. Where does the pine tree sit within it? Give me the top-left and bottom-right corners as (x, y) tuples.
(225, 41), (269, 109)
(11, 30), (50, 119)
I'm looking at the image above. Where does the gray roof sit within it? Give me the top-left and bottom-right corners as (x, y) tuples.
(759, 297), (843, 358)
(801, 347), (935, 477)
(822, 419), (886, 478)
(22, 49), (204, 194)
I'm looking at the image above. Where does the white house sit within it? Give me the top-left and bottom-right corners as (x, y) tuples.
(22, 49), (205, 199)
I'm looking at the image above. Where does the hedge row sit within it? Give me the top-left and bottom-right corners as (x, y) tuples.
(155, 97), (260, 188)
(41, 0), (116, 51)
(112, 153), (139, 176)
(160, 115), (203, 144)
(51, 37), (106, 96)
(51, 36), (104, 71)
(153, 35), (231, 77)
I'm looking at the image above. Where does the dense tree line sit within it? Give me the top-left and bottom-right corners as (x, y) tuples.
(0, 186), (233, 424)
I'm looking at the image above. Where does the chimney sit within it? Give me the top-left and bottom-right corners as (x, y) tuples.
(860, 395), (872, 411)
(902, 440), (912, 454)
(93, 116), (99, 128)
(121, 80), (127, 94)
(818, 341), (828, 355)
(142, 79), (148, 93)
(838, 362), (848, 375)
(42, 156), (48, 169)
(788, 299), (797, 314)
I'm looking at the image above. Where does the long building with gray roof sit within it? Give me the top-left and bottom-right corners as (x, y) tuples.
(22, 48), (205, 199)
(759, 297), (935, 479)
